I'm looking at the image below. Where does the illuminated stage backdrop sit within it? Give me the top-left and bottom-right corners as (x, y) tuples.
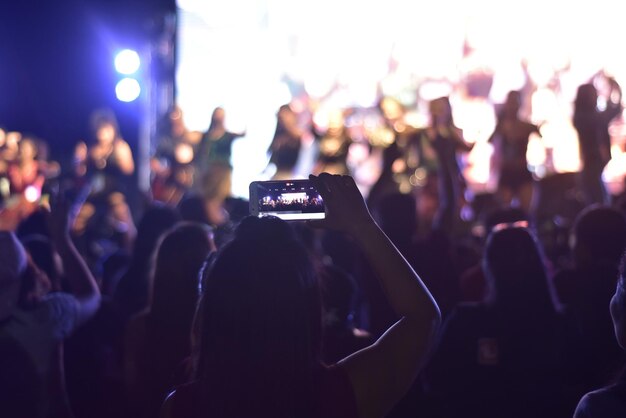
(177, 0), (626, 198)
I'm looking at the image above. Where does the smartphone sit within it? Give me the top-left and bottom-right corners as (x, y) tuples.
(249, 179), (325, 221)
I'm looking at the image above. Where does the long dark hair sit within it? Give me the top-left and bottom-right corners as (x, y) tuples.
(149, 222), (214, 331)
(483, 226), (557, 317)
(195, 216), (322, 416)
(573, 83), (598, 117)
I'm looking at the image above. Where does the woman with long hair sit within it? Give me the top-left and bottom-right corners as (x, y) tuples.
(425, 225), (569, 417)
(416, 97), (473, 233)
(125, 223), (215, 418)
(162, 173), (441, 418)
(488, 91), (541, 211)
(573, 78), (622, 205)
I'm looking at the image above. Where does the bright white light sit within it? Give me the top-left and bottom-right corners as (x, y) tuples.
(115, 78), (141, 102)
(24, 185), (40, 203)
(177, 0), (626, 197)
(114, 49), (141, 75)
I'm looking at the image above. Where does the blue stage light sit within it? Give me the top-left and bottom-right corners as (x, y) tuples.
(114, 49), (141, 75)
(115, 78), (141, 102)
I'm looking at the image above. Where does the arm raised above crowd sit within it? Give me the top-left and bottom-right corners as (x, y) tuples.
(48, 197), (100, 326)
(309, 173), (441, 418)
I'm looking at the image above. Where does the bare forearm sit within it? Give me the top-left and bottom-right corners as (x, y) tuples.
(56, 235), (99, 300)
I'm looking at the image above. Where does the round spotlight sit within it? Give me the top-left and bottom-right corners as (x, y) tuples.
(115, 78), (141, 102)
(114, 49), (141, 75)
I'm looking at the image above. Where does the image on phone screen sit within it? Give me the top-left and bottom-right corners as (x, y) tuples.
(249, 179), (325, 221)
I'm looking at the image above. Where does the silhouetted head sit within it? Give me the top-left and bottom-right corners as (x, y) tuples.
(484, 226), (555, 314)
(482, 206), (529, 238)
(150, 222), (215, 327)
(574, 83), (598, 114)
(90, 108), (120, 145)
(277, 104), (297, 127)
(209, 107), (225, 130)
(610, 252), (626, 349)
(378, 96), (405, 122)
(571, 206), (626, 269)
(503, 91), (521, 118)
(18, 137), (38, 161)
(429, 96), (453, 126)
(133, 204), (181, 267)
(196, 216), (322, 410)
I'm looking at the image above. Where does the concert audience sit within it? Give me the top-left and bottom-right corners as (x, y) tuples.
(1, 79), (626, 418)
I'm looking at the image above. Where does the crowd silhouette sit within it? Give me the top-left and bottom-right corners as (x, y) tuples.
(1, 76), (626, 418)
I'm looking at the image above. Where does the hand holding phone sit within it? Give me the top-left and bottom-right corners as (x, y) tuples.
(307, 173), (373, 234)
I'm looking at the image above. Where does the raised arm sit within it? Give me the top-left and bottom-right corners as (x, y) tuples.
(114, 139), (135, 175)
(309, 173), (441, 418)
(49, 197), (100, 326)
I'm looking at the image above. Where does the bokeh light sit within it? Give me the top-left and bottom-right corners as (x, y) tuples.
(114, 49), (141, 75)
(115, 78), (141, 102)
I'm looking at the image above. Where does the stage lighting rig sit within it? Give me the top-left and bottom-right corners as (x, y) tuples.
(115, 77), (141, 102)
(114, 49), (141, 102)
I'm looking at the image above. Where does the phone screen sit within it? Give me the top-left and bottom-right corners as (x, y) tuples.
(249, 179), (325, 221)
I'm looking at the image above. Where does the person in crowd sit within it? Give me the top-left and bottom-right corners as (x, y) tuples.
(404, 96), (473, 234)
(367, 96), (419, 208)
(72, 109), (136, 263)
(459, 207), (529, 302)
(574, 251), (626, 417)
(151, 106), (201, 206)
(114, 204), (181, 320)
(488, 90), (541, 211)
(0, 131), (22, 174)
(425, 96), (473, 232)
(161, 173), (441, 418)
(7, 136), (59, 196)
(0, 195), (101, 418)
(125, 223), (215, 418)
(182, 107), (246, 226)
(195, 107), (245, 190)
(267, 104), (306, 180)
(573, 78), (622, 205)
(425, 225), (569, 417)
(553, 205), (626, 393)
(312, 109), (353, 176)
(78, 109), (135, 194)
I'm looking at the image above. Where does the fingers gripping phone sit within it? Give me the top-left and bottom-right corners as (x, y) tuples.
(249, 179), (325, 221)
